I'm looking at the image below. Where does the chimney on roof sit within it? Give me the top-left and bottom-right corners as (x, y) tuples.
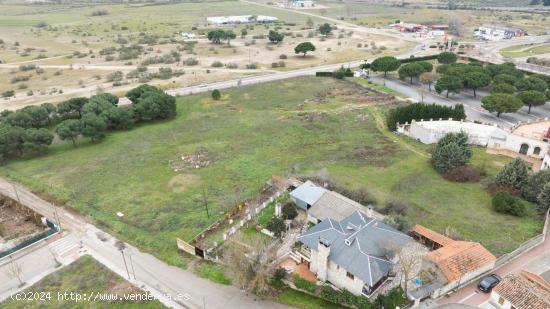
(317, 238), (330, 282)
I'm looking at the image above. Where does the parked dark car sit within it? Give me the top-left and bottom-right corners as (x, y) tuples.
(478, 274), (502, 292)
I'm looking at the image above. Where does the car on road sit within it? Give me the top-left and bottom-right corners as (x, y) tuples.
(478, 274), (501, 292)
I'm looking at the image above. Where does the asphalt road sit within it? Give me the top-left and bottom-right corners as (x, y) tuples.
(367, 75), (550, 128)
(0, 177), (290, 309)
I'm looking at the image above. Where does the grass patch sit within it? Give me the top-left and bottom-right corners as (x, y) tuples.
(1, 255), (165, 308)
(277, 288), (340, 309)
(500, 43), (550, 58)
(193, 261), (231, 285)
(351, 77), (408, 98)
(0, 76), (543, 265)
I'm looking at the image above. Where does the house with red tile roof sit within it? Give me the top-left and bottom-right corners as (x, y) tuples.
(408, 225), (496, 299)
(489, 270), (550, 309)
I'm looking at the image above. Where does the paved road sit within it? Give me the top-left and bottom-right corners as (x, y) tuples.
(0, 177), (290, 309)
(436, 214), (550, 307)
(368, 75), (550, 128)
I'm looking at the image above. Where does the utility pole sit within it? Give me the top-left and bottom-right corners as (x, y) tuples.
(12, 183), (21, 203)
(202, 186), (210, 219)
(120, 250), (130, 280)
(128, 252), (136, 280)
(115, 241), (130, 280)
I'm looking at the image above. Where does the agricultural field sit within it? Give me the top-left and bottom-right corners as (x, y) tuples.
(1, 255), (165, 308)
(0, 76), (543, 268)
(500, 43), (550, 58)
(0, 0), (413, 108)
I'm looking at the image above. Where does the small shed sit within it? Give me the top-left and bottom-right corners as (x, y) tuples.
(289, 180), (326, 210)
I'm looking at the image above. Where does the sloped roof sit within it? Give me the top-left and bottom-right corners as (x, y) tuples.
(426, 241), (496, 283)
(493, 271), (550, 309)
(309, 191), (373, 222)
(298, 211), (412, 287)
(410, 224), (454, 247)
(290, 181), (326, 206)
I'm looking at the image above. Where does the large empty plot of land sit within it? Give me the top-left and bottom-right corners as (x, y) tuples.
(0, 77), (542, 266)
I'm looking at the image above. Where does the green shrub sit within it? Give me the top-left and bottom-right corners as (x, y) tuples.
(386, 103), (465, 131)
(282, 203), (298, 220)
(492, 192), (528, 217)
(266, 217), (285, 237)
(293, 274), (316, 293)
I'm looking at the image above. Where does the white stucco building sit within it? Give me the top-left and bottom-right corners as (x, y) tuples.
(206, 15), (277, 25)
(397, 119), (550, 170)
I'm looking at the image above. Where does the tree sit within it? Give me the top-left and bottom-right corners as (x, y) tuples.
(211, 89), (221, 100)
(57, 97), (88, 119)
(495, 157), (530, 190)
(491, 83), (516, 94)
(420, 72), (438, 92)
(266, 217), (286, 237)
(126, 84), (163, 103)
(492, 192), (527, 217)
(207, 29), (226, 44)
(6, 111), (33, 129)
(80, 114), (107, 143)
(517, 90), (546, 113)
(294, 42), (316, 56)
(417, 61), (433, 73)
(435, 75), (463, 98)
(22, 106), (50, 128)
(56, 119), (81, 146)
(523, 169), (550, 202)
(437, 52), (457, 64)
(101, 107), (134, 130)
(493, 73), (519, 85)
(0, 126), (26, 159)
(132, 92), (177, 120)
(398, 62), (425, 84)
(268, 30), (284, 44)
(6, 259), (24, 287)
(392, 242), (425, 297)
(371, 56), (401, 78)
(481, 93), (523, 117)
(282, 203), (298, 220)
(431, 131), (472, 173)
(515, 76), (548, 93)
(537, 183), (550, 210)
(224, 30), (236, 45)
(82, 98), (114, 116)
(224, 235), (276, 295)
(91, 93), (119, 106)
(22, 128), (53, 156)
(462, 71), (491, 98)
(318, 23), (333, 36)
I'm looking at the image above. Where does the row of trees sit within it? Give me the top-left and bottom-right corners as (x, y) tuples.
(386, 103), (466, 131)
(0, 85), (176, 162)
(207, 29), (236, 45)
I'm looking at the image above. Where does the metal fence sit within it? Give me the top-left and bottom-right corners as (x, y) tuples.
(0, 220), (59, 259)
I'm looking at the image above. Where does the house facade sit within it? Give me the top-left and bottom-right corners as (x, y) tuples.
(297, 211), (412, 296)
(397, 119), (550, 170)
(474, 25), (526, 41)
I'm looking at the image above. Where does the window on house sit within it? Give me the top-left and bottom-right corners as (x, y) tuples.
(346, 272), (354, 280)
(498, 297), (504, 305)
(534, 147), (541, 155)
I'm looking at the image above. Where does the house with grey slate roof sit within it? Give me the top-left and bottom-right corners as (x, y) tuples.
(296, 211), (412, 296)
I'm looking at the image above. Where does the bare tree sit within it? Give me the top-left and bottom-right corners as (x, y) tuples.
(6, 258), (24, 287)
(448, 17), (463, 37)
(419, 72), (439, 92)
(224, 234), (276, 296)
(393, 241), (426, 297)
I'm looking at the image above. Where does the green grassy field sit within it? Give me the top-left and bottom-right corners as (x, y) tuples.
(277, 288), (340, 309)
(0, 77), (543, 268)
(500, 43), (550, 58)
(1, 255), (165, 308)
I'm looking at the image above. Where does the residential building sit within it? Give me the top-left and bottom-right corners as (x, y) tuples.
(297, 211), (412, 296)
(290, 0), (314, 8)
(397, 119), (550, 170)
(290, 181), (382, 223)
(409, 225), (496, 298)
(489, 271), (550, 309)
